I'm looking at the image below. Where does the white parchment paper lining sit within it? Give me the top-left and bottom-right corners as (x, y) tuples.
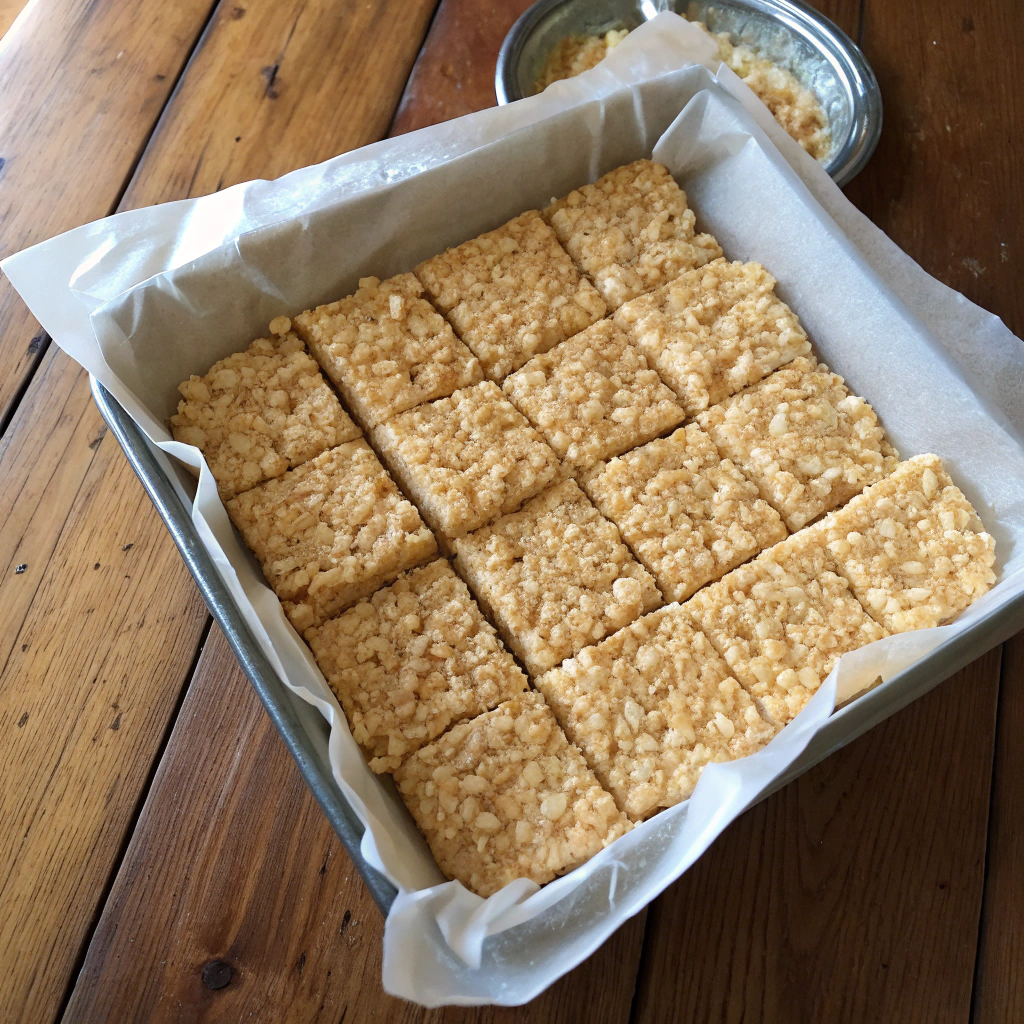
(5, 15), (1024, 1008)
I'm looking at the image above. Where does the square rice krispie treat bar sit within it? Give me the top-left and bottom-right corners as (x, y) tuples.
(415, 210), (606, 383)
(452, 480), (663, 677)
(819, 454), (996, 632)
(543, 159), (722, 310)
(292, 274), (482, 430)
(684, 529), (888, 725)
(171, 321), (360, 501)
(372, 381), (562, 542)
(614, 258), (811, 416)
(227, 439), (436, 631)
(502, 320), (685, 474)
(306, 560), (527, 772)
(697, 356), (900, 531)
(393, 691), (631, 897)
(583, 424), (787, 602)
(536, 606), (775, 820)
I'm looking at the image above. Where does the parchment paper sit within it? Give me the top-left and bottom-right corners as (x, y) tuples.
(5, 14), (1024, 1007)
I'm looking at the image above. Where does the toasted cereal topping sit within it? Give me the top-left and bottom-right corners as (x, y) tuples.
(453, 480), (662, 677)
(372, 381), (562, 541)
(683, 529), (888, 725)
(583, 425), (787, 602)
(306, 560), (527, 772)
(697, 356), (899, 531)
(615, 259), (811, 415)
(292, 273), (482, 429)
(534, 29), (630, 91)
(170, 330), (359, 501)
(503, 320), (684, 473)
(536, 606), (775, 820)
(543, 160), (722, 309)
(393, 692), (630, 897)
(819, 454), (996, 632)
(415, 211), (606, 383)
(226, 440), (436, 631)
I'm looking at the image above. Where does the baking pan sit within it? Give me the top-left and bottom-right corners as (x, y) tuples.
(496, 0), (882, 186)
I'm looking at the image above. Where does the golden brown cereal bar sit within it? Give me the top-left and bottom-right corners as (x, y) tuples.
(536, 606), (775, 820)
(226, 440), (436, 631)
(583, 424), (787, 601)
(393, 692), (630, 897)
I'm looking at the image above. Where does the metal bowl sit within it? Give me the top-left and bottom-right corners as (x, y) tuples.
(496, 0), (882, 187)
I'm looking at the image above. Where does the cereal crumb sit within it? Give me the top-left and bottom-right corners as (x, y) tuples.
(394, 692), (630, 897)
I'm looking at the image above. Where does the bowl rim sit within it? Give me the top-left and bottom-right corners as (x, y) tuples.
(495, 0), (882, 187)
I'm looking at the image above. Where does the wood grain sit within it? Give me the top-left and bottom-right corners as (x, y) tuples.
(0, 0), (220, 428)
(0, 0), (440, 1019)
(972, 630), (1024, 1023)
(0, 0), (29, 40)
(63, 628), (647, 1024)
(631, 650), (1001, 1024)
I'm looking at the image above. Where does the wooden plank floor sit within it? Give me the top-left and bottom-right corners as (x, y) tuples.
(0, 0), (1020, 1021)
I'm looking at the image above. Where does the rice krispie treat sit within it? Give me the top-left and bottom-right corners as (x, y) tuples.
(415, 210), (606, 383)
(502, 320), (685, 474)
(372, 381), (562, 542)
(170, 322), (360, 501)
(306, 560), (527, 772)
(536, 606), (775, 820)
(227, 440), (436, 631)
(543, 160), (722, 310)
(583, 425), (787, 602)
(684, 529), (888, 725)
(819, 454), (996, 633)
(452, 480), (662, 677)
(292, 274), (482, 430)
(697, 357), (900, 531)
(393, 692), (631, 897)
(614, 259), (811, 416)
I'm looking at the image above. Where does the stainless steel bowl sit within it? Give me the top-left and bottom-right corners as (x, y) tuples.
(495, 0), (882, 186)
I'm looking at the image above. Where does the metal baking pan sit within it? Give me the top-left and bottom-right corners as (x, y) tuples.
(94, 372), (1024, 919)
(90, 376), (397, 916)
(496, 0), (882, 187)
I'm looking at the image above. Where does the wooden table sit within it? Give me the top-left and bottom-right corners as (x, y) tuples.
(0, 0), (1021, 1020)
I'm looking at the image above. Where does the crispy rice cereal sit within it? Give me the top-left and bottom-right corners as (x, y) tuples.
(615, 259), (811, 415)
(372, 381), (562, 541)
(583, 425), (787, 602)
(684, 529), (888, 725)
(543, 160), (722, 310)
(394, 692), (630, 897)
(170, 325), (359, 501)
(292, 274), (482, 430)
(536, 606), (775, 820)
(697, 357), (900, 531)
(502, 320), (685, 473)
(453, 480), (663, 677)
(415, 210), (606, 383)
(534, 28), (629, 91)
(227, 440), (436, 631)
(819, 454), (996, 632)
(306, 560), (527, 772)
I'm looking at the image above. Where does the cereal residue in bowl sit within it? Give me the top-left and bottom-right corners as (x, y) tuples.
(535, 25), (831, 162)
